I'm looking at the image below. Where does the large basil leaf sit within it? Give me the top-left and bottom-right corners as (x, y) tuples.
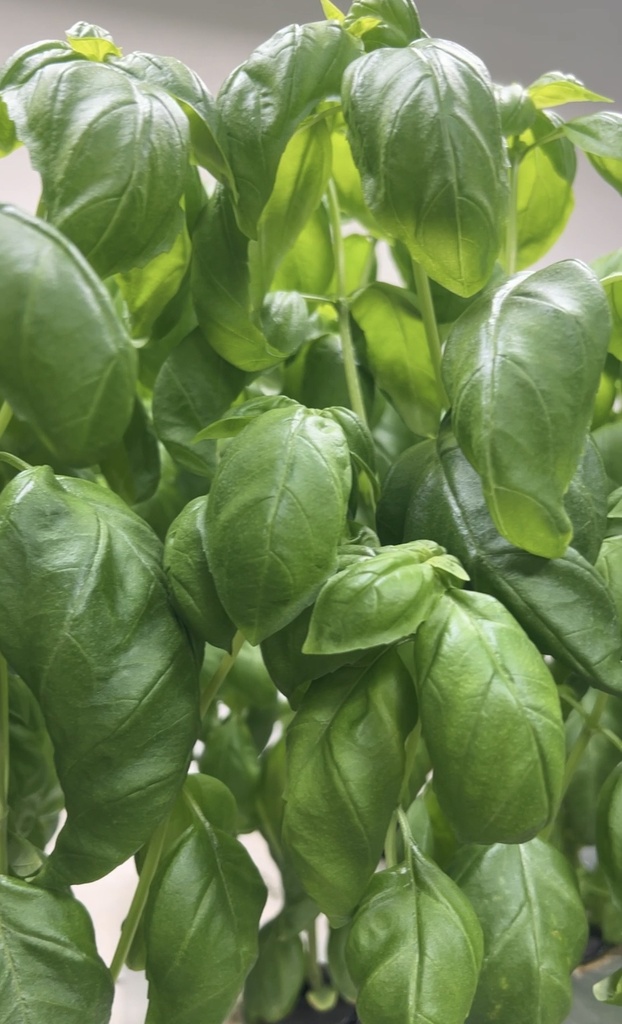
(596, 762), (622, 901)
(351, 283), (443, 436)
(144, 810), (266, 1024)
(0, 40), (86, 90)
(346, 841), (483, 1024)
(342, 39), (506, 297)
(414, 590), (565, 844)
(4, 61), (190, 278)
(0, 205), (137, 466)
(443, 260), (611, 557)
(0, 467), (200, 884)
(282, 649), (417, 923)
(0, 877), (113, 1024)
(451, 840), (588, 1024)
(217, 22), (360, 238)
(564, 112), (622, 196)
(243, 915), (306, 1023)
(206, 406), (351, 644)
(344, 0), (423, 50)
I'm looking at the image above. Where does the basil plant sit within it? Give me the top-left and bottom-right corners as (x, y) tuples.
(1, 2), (622, 1021)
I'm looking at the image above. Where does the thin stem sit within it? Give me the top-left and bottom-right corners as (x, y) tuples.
(0, 655), (9, 876)
(326, 180), (369, 429)
(384, 810), (398, 868)
(559, 690), (622, 754)
(109, 815), (169, 981)
(0, 403), (13, 444)
(411, 260), (449, 410)
(301, 293), (336, 305)
(0, 453), (30, 474)
(304, 922), (323, 992)
(399, 720), (422, 806)
(505, 145), (520, 276)
(200, 631), (245, 720)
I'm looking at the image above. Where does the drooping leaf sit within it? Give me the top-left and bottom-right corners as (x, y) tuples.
(243, 916), (306, 1023)
(0, 877), (113, 1024)
(528, 71), (612, 108)
(0, 205), (137, 466)
(206, 406), (351, 644)
(342, 39), (507, 297)
(344, 0), (423, 50)
(65, 21), (122, 61)
(0, 467), (200, 884)
(99, 397), (160, 506)
(451, 840), (588, 1024)
(564, 112), (622, 195)
(443, 260), (611, 557)
(282, 649), (417, 923)
(346, 841), (483, 1024)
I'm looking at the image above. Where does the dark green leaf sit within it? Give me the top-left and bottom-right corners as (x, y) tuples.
(0, 205), (137, 466)
(451, 840), (588, 1024)
(594, 419), (622, 489)
(0, 467), (200, 884)
(443, 260), (610, 557)
(528, 71), (611, 108)
(259, 291), (318, 360)
(65, 21), (121, 61)
(200, 714), (261, 831)
(282, 649), (417, 922)
(243, 916), (306, 1023)
(596, 762), (622, 899)
(206, 406), (351, 644)
(100, 398), (160, 505)
(0, 877), (113, 1024)
(342, 39), (507, 297)
(344, 0), (423, 50)
(327, 924), (357, 1004)
(284, 335), (373, 417)
(133, 450), (207, 541)
(346, 841), (483, 1024)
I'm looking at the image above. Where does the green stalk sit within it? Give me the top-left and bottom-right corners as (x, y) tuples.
(304, 922), (324, 992)
(200, 631), (245, 720)
(411, 260), (449, 410)
(0, 403), (13, 443)
(326, 180), (369, 429)
(505, 146), (520, 276)
(384, 810), (399, 868)
(0, 453), (30, 474)
(0, 654), (9, 876)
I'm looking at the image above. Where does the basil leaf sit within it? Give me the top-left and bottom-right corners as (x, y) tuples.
(494, 83), (536, 137)
(0, 40), (85, 90)
(144, 815), (266, 1024)
(4, 61), (190, 277)
(117, 222), (191, 340)
(0, 205), (137, 466)
(199, 714), (261, 832)
(100, 397), (160, 506)
(451, 839), (588, 1024)
(564, 691), (622, 847)
(592, 249), (622, 359)
(344, 0), (423, 50)
(596, 762), (622, 901)
(528, 71), (612, 108)
(0, 877), (113, 1024)
(271, 204), (334, 295)
(0, 98), (18, 157)
(443, 260), (611, 557)
(342, 39), (506, 297)
(346, 842), (483, 1024)
(331, 127), (380, 234)
(206, 406), (351, 644)
(282, 649), (417, 923)
(564, 111), (622, 196)
(414, 590), (565, 844)
(0, 467), (200, 884)
(243, 916), (306, 1024)
(218, 22), (360, 238)
(327, 924), (357, 1004)
(65, 21), (121, 61)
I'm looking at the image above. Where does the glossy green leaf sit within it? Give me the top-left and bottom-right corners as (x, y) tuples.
(443, 260), (610, 557)
(100, 397), (160, 506)
(596, 762), (622, 899)
(414, 590), (565, 844)
(282, 649), (417, 922)
(451, 840), (588, 1024)
(195, 396), (299, 442)
(592, 250), (622, 359)
(0, 467), (200, 884)
(346, 841), (483, 1024)
(217, 22), (360, 238)
(0, 205), (137, 466)
(352, 283), (443, 435)
(342, 39), (507, 297)
(206, 406), (351, 644)
(164, 496), (236, 651)
(564, 112), (622, 196)
(243, 916), (306, 1023)
(65, 21), (122, 61)
(513, 111), (576, 269)
(152, 328), (248, 478)
(594, 967), (622, 1006)
(144, 813), (266, 1024)
(0, 877), (113, 1024)
(494, 83), (536, 137)
(4, 61), (190, 277)
(117, 222), (191, 340)
(331, 128), (380, 233)
(344, 0), (423, 50)
(528, 71), (612, 108)
(271, 203), (334, 294)
(0, 40), (85, 91)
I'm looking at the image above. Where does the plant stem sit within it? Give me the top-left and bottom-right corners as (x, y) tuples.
(200, 631), (245, 720)
(326, 180), (369, 429)
(304, 921), (324, 992)
(384, 810), (398, 868)
(0, 453), (30, 474)
(411, 260), (449, 410)
(505, 146), (520, 276)
(109, 815), (169, 982)
(0, 655), (9, 876)
(0, 403), (13, 444)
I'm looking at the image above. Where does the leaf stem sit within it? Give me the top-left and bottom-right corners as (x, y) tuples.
(505, 145), (520, 276)
(200, 631), (245, 720)
(326, 180), (369, 428)
(384, 810), (399, 868)
(0, 654), (9, 876)
(304, 921), (324, 992)
(0, 403), (13, 444)
(410, 260), (449, 410)
(0, 452), (30, 474)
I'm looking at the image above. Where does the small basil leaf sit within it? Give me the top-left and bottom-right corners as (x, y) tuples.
(528, 71), (612, 108)
(65, 21), (122, 61)
(564, 112), (622, 196)
(443, 260), (611, 557)
(494, 83), (536, 136)
(344, 0), (423, 50)
(243, 916), (306, 1024)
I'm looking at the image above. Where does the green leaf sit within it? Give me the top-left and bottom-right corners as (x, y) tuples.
(342, 39), (507, 297)
(0, 205), (137, 466)
(594, 967), (622, 1005)
(217, 21), (361, 238)
(564, 112), (622, 195)
(271, 203), (334, 294)
(443, 260), (611, 557)
(344, 0), (423, 50)
(117, 222), (192, 340)
(200, 714), (261, 831)
(331, 128), (380, 233)
(414, 590), (565, 844)
(528, 71), (612, 108)
(4, 61), (190, 277)
(494, 83), (536, 137)
(564, 691), (622, 846)
(596, 762), (622, 899)
(164, 496), (236, 651)
(0, 40), (86, 91)
(282, 649), (417, 923)
(592, 250), (622, 359)
(144, 814), (266, 1024)
(352, 283), (443, 435)
(284, 335), (373, 416)
(346, 841), (483, 1024)
(206, 406), (351, 644)
(65, 21), (122, 61)
(99, 397), (160, 506)
(0, 877), (113, 1024)
(594, 419), (622, 489)
(152, 328), (248, 478)
(327, 924), (357, 1003)
(195, 396), (299, 442)
(513, 111), (576, 269)
(0, 98), (18, 157)
(322, 0), (346, 21)
(0, 467), (200, 884)
(451, 840), (588, 1024)
(243, 916), (306, 1023)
